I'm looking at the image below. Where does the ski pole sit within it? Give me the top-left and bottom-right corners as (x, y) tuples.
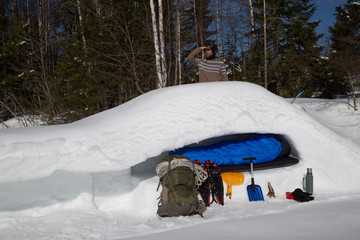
(291, 79), (315, 103)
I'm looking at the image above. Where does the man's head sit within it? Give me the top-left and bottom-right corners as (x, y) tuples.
(205, 42), (217, 60)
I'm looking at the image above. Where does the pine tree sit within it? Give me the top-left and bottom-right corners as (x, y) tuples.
(246, 0), (322, 97)
(329, 0), (359, 109)
(51, 0), (158, 122)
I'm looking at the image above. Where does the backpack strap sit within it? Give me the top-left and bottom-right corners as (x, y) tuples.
(156, 157), (208, 185)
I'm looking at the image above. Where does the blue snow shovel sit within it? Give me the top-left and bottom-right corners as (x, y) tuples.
(244, 157), (264, 201)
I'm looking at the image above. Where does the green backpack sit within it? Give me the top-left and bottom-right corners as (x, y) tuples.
(156, 155), (207, 217)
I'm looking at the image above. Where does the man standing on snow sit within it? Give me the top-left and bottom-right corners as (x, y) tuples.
(187, 42), (228, 82)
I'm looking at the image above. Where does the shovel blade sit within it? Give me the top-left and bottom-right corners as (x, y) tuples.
(247, 184), (264, 201)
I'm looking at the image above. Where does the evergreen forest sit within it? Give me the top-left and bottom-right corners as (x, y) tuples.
(1, 0), (359, 125)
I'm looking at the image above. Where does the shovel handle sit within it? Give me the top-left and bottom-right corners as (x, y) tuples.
(251, 178), (256, 192)
(243, 157), (256, 179)
(243, 157), (256, 163)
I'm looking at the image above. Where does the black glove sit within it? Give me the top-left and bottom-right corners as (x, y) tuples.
(291, 188), (314, 202)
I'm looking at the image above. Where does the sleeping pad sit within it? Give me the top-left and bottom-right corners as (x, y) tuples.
(169, 135), (282, 166)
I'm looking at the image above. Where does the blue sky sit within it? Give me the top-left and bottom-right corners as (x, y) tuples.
(311, 0), (349, 42)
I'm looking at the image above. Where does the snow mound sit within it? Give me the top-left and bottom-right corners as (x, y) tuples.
(0, 82), (359, 195)
(1, 82), (360, 239)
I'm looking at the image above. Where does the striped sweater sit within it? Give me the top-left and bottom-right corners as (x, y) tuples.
(187, 47), (228, 82)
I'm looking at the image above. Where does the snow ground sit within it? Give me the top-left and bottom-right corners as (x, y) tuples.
(128, 195), (360, 240)
(0, 82), (359, 240)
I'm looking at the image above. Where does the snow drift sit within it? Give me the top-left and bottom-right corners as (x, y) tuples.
(1, 81), (360, 240)
(0, 82), (359, 194)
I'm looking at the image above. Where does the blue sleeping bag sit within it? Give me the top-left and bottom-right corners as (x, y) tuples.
(169, 135), (282, 166)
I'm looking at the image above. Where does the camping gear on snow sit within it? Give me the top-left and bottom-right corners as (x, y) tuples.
(286, 192), (295, 200)
(156, 155), (207, 217)
(169, 135), (284, 166)
(267, 182), (276, 198)
(221, 172), (245, 199)
(193, 160), (224, 206)
(206, 160), (224, 205)
(286, 188), (314, 202)
(303, 168), (314, 194)
(130, 133), (298, 178)
(245, 157), (264, 201)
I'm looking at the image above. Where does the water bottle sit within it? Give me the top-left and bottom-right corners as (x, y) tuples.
(305, 168), (313, 194)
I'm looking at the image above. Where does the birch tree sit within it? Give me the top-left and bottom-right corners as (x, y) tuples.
(150, 0), (167, 88)
(77, 0), (86, 50)
(158, 0), (167, 87)
(248, 0), (256, 46)
(150, 0), (163, 88)
(76, 0), (88, 66)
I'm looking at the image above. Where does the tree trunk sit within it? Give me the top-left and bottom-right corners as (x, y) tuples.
(229, 0), (235, 80)
(175, 0), (181, 85)
(158, 0), (167, 87)
(38, 0), (45, 79)
(38, 0), (56, 117)
(12, 0), (18, 26)
(248, 0), (256, 46)
(199, 0), (204, 50)
(150, 0), (163, 88)
(347, 73), (358, 111)
(76, 0), (87, 54)
(45, 0), (50, 69)
(241, 4), (247, 80)
(263, 0), (268, 89)
(166, 0), (173, 85)
(193, 0), (199, 49)
(27, 0), (30, 27)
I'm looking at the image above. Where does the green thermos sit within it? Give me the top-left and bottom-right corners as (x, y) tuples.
(305, 168), (313, 194)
